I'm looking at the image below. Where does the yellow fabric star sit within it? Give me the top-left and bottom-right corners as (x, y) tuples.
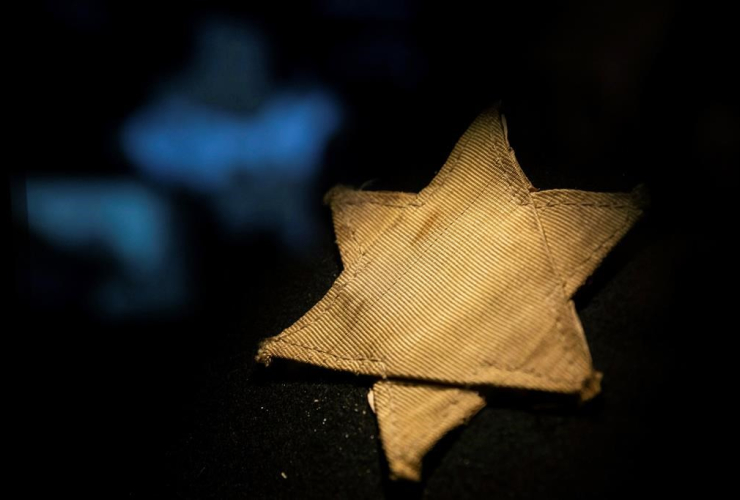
(257, 106), (644, 480)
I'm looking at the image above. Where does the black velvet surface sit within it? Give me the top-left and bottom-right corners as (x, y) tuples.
(13, 2), (735, 498)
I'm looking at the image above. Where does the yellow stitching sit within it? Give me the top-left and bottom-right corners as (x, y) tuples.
(265, 113), (487, 345)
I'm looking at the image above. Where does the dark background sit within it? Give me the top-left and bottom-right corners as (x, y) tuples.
(11, 1), (737, 498)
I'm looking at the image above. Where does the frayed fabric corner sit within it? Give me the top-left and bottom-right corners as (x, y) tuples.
(256, 106), (644, 480)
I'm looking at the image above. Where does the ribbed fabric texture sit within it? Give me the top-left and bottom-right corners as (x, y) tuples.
(257, 106), (644, 480)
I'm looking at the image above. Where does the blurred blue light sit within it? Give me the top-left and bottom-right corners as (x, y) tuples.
(119, 17), (344, 246)
(23, 180), (187, 317)
(120, 90), (342, 192)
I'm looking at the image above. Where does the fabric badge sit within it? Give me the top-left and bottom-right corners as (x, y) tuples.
(257, 106), (645, 480)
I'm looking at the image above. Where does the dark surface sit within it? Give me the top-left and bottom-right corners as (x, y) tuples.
(13, 1), (736, 498)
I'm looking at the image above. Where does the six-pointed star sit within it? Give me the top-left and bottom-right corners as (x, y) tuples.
(257, 107), (644, 480)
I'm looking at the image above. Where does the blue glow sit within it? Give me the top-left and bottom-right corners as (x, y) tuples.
(120, 91), (342, 192)
(118, 17), (344, 246)
(24, 180), (186, 317)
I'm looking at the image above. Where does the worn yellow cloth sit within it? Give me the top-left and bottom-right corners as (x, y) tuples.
(257, 106), (644, 480)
